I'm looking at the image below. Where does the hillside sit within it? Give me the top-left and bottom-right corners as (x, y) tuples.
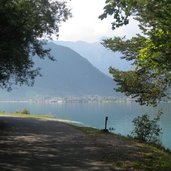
(0, 43), (119, 100)
(56, 41), (132, 76)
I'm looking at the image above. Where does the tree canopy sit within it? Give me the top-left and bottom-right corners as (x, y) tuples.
(0, 0), (71, 90)
(99, 0), (171, 106)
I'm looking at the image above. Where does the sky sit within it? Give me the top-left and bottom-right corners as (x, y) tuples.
(58, 0), (140, 43)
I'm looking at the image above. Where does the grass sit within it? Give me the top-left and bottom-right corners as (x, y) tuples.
(112, 146), (171, 171)
(0, 111), (54, 119)
(73, 125), (171, 171)
(139, 144), (171, 171)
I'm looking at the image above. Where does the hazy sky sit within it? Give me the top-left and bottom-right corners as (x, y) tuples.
(58, 0), (140, 43)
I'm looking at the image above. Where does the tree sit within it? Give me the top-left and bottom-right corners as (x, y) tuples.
(99, 0), (171, 106)
(131, 111), (162, 143)
(0, 0), (71, 90)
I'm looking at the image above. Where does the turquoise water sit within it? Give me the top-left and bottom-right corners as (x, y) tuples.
(0, 101), (170, 150)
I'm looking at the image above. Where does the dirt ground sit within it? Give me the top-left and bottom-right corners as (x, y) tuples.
(0, 116), (147, 171)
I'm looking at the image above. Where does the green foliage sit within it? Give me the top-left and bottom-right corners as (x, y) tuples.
(21, 109), (30, 115)
(109, 67), (168, 106)
(0, 0), (71, 89)
(16, 109), (30, 115)
(100, 0), (171, 106)
(131, 111), (162, 143)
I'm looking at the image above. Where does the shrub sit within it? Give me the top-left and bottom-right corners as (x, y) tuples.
(20, 109), (30, 115)
(131, 110), (162, 143)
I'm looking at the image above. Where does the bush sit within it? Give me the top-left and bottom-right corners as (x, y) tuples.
(20, 109), (30, 115)
(131, 110), (162, 143)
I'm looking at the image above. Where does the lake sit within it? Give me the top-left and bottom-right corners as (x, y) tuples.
(0, 101), (170, 150)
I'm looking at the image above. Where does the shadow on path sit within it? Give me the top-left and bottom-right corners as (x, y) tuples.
(0, 117), (114, 171)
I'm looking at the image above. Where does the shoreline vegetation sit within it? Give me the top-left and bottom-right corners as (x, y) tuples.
(0, 111), (83, 126)
(0, 112), (171, 170)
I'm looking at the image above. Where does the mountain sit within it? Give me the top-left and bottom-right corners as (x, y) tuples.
(55, 41), (132, 77)
(0, 43), (120, 100)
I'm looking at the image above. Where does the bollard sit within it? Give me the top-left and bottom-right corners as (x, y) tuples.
(104, 116), (108, 130)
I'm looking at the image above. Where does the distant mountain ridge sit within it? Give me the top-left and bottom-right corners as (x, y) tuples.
(55, 41), (131, 77)
(0, 43), (120, 100)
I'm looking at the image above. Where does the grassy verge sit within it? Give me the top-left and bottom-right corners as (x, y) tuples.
(0, 111), (54, 119)
(73, 125), (171, 171)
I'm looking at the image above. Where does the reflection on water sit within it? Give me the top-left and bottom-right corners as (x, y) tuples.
(0, 101), (170, 150)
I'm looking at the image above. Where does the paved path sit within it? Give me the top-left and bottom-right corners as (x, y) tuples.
(0, 117), (116, 171)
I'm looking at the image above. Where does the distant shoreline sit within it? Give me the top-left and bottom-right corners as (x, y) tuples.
(0, 98), (170, 104)
(0, 96), (134, 104)
(0, 100), (29, 103)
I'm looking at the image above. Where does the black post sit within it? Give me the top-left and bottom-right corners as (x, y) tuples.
(105, 116), (108, 131)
